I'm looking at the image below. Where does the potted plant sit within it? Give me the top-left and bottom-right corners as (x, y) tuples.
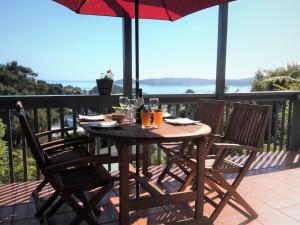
(96, 69), (114, 95)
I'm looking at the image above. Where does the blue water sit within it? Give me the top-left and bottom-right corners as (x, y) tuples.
(47, 80), (251, 94)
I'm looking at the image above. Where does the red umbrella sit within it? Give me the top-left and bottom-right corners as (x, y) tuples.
(54, 0), (230, 21)
(53, 0), (231, 94)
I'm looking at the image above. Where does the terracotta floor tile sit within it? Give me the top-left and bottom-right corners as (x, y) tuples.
(211, 204), (245, 222)
(12, 218), (40, 225)
(97, 204), (119, 224)
(0, 183), (17, 206)
(273, 187), (300, 201)
(147, 210), (177, 224)
(169, 208), (194, 221)
(219, 217), (262, 225)
(278, 204), (300, 222)
(242, 196), (273, 213)
(0, 205), (13, 223)
(256, 210), (300, 225)
(52, 211), (88, 225)
(251, 191), (298, 209)
(14, 181), (45, 204)
(1, 163), (300, 224)
(12, 202), (36, 221)
(237, 179), (271, 197)
(55, 201), (72, 213)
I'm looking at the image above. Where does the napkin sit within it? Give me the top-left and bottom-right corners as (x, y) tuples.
(78, 114), (105, 121)
(164, 118), (198, 125)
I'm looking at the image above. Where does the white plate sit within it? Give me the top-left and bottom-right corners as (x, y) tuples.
(78, 114), (105, 121)
(88, 121), (120, 129)
(164, 118), (198, 125)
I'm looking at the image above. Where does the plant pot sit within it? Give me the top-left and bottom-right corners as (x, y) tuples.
(96, 78), (113, 95)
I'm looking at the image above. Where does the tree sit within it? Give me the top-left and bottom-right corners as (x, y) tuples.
(251, 64), (300, 91)
(0, 61), (64, 95)
(185, 89), (195, 94)
(0, 119), (9, 183)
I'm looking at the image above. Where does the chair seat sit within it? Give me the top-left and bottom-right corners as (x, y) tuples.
(56, 166), (112, 193)
(47, 147), (88, 164)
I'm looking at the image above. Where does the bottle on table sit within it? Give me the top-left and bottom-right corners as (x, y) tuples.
(135, 88), (144, 124)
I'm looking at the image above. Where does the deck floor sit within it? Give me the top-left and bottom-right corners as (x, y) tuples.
(1, 151), (300, 225)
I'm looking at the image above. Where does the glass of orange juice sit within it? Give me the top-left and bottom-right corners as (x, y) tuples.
(153, 109), (163, 128)
(141, 110), (151, 128)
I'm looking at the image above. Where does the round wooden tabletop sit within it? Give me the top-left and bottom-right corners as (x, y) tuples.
(81, 122), (211, 144)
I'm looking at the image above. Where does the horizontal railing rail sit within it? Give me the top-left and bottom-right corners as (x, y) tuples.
(0, 91), (299, 184)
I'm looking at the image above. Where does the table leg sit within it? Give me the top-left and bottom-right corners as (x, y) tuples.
(116, 142), (130, 225)
(142, 144), (152, 178)
(195, 139), (205, 220)
(88, 134), (96, 156)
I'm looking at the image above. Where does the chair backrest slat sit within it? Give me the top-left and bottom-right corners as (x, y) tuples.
(16, 101), (47, 169)
(224, 103), (271, 148)
(193, 99), (225, 135)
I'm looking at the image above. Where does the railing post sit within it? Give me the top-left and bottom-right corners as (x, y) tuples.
(215, 3), (228, 100)
(5, 109), (15, 183)
(290, 94), (300, 151)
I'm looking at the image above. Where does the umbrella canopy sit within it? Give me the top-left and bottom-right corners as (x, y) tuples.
(54, 0), (231, 96)
(54, 0), (230, 21)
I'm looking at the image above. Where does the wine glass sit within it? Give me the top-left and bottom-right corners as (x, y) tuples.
(119, 96), (128, 111)
(149, 98), (159, 111)
(128, 98), (137, 124)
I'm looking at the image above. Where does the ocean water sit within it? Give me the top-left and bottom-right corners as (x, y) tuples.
(47, 80), (251, 94)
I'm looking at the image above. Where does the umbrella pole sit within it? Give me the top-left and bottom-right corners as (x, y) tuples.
(135, 0), (139, 96)
(135, 0), (140, 200)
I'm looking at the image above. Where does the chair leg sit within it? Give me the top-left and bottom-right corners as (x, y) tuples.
(35, 179), (48, 192)
(70, 182), (113, 225)
(157, 157), (174, 183)
(208, 170), (258, 222)
(35, 191), (59, 218)
(60, 192), (99, 225)
(179, 171), (195, 192)
(45, 197), (65, 218)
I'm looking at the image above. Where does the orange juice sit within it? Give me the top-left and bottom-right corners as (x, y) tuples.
(142, 111), (151, 128)
(153, 110), (163, 127)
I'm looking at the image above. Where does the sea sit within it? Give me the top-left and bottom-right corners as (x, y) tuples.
(47, 80), (251, 94)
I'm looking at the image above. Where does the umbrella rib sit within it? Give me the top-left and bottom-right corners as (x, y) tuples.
(161, 0), (172, 21)
(75, 0), (88, 13)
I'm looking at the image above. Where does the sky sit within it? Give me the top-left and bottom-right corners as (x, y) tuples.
(0, 0), (299, 81)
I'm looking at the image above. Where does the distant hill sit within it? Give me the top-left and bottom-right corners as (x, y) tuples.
(114, 77), (253, 86)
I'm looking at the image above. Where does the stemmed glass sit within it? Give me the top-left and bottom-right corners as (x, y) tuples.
(128, 98), (137, 124)
(119, 96), (128, 111)
(149, 98), (159, 112)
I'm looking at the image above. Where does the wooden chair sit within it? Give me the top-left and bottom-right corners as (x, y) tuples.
(157, 99), (225, 190)
(16, 101), (96, 218)
(16, 101), (113, 225)
(184, 102), (271, 222)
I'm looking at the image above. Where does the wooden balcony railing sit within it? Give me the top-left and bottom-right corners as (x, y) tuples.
(0, 91), (299, 184)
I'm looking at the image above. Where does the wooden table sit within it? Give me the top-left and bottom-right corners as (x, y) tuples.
(81, 122), (211, 224)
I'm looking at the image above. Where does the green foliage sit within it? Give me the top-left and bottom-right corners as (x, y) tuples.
(251, 63), (300, 91)
(185, 89), (195, 93)
(150, 145), (166, 165)
(100, 69), (114, 79)
(0, 119), (9, 183)
(0, 119), (37, 184)
(0, 61), (64, 95)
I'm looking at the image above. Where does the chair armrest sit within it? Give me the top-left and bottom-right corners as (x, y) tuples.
(210, 134), (224, 139)
(213, 143), (262, 152)
(44, 154), (111, 172)
(35, 127), (75, 138)
(41, 136), (94, 152)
